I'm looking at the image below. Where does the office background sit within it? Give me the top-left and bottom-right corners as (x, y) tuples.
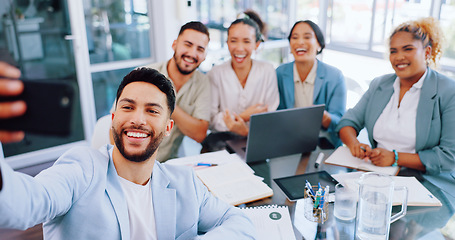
(1, 0), (454, 170)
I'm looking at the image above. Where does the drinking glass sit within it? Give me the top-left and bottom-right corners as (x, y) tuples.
(334, 183), (357, 221)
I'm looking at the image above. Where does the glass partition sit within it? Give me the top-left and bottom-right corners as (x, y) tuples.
(82, 0), (153, 119)
(84, 0), (151, 64)
(92, 67), (135, 119)
(0, 0), (85, 158)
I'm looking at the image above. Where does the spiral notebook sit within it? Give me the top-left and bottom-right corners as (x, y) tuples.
(240, 205), (296, 240)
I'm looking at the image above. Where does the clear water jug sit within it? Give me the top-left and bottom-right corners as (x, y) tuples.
(355, 172), (408, 240)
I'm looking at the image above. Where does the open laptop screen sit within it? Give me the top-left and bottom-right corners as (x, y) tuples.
(245, 104), (325, 163)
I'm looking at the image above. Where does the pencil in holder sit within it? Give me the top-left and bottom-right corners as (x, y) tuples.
(303, 185), (329, 223)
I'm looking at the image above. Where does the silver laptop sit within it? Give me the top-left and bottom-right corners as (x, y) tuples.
(228, 104), (325, 163)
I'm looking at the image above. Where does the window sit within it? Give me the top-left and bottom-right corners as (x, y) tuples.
(1, 0), (85, 161)
(318, 0), (455, 107)
(84, 0), (152, 64)
(92, 67), (135, 118)
(439, 1), (455, 73)
(196, 0), (292, 69)
(83, 0), (155, 119)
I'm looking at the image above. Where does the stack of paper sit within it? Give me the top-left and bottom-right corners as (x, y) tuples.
(166, 150), (273, 206)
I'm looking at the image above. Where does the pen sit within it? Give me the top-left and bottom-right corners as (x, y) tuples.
(306, 180), (315, 196)
(318, 195), (325, 209)
(195, 163), (218, 167)
(314, 152), (325, 168)
(305, 188), (315, 201)
(314, 189), (322, 208)
(318, 186), (328, 209)
(360, 146), (366, 152)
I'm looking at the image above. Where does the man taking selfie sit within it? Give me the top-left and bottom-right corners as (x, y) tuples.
(0, 66), (255, 239)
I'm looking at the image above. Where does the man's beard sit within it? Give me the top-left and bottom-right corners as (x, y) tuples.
(173, 53), (198, 75)
(112, 126), (165, 163)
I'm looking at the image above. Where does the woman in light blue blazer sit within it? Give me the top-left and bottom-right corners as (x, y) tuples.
(276, 20), (346, 146)
(337, 17), (455, 175)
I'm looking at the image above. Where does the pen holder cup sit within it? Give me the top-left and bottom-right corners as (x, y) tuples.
(304, 186), (329, 223)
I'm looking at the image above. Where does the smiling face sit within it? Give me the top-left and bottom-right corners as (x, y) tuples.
(227, 23), (260, 68)
(389, 31), (430, 83)
(172, 29), (209, 75)
(289, 22), (320, 64)
(112, 82), (173, 162)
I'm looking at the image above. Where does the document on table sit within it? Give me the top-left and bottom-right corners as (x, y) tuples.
(324, 146), (399, 175)
(240, 205), (296, 240)
(196, 162), (273, 205)
(332, 172), (442, 206)
(166, 150), (273, 205)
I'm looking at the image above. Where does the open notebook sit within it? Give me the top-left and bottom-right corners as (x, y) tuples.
(195, 161), (273, 205)
(324, 146), (400, 175)
(166, 150), (273, 206)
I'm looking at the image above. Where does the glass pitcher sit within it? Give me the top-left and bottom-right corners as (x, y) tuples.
(355, 172), (408, 240)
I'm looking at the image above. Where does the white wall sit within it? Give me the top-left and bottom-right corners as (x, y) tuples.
(150, 0), (199, 61)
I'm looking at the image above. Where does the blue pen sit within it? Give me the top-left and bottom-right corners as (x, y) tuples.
(306, 180), (315, 196)
(318, 188), (326, 209)
(320, 185), (330, 209)
(319, 196), (325, 209)
(305, 188), (315, 201)
(195, 163), (218, 167)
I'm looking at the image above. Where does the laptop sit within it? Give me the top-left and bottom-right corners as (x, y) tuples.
(227, 104), (325, 163)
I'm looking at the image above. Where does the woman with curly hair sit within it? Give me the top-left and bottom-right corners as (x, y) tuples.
(337, 17), (455, 175)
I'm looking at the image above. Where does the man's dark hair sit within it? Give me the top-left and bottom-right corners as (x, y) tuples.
(288, 20), (325, 55)
(116, 67), (176, 116)
(178, 21), (210, 40)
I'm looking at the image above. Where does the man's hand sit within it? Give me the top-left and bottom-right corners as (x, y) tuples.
(239, 103), (268, 122)
(223, 110), (248, 136)
(0, 62), (25, 143)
